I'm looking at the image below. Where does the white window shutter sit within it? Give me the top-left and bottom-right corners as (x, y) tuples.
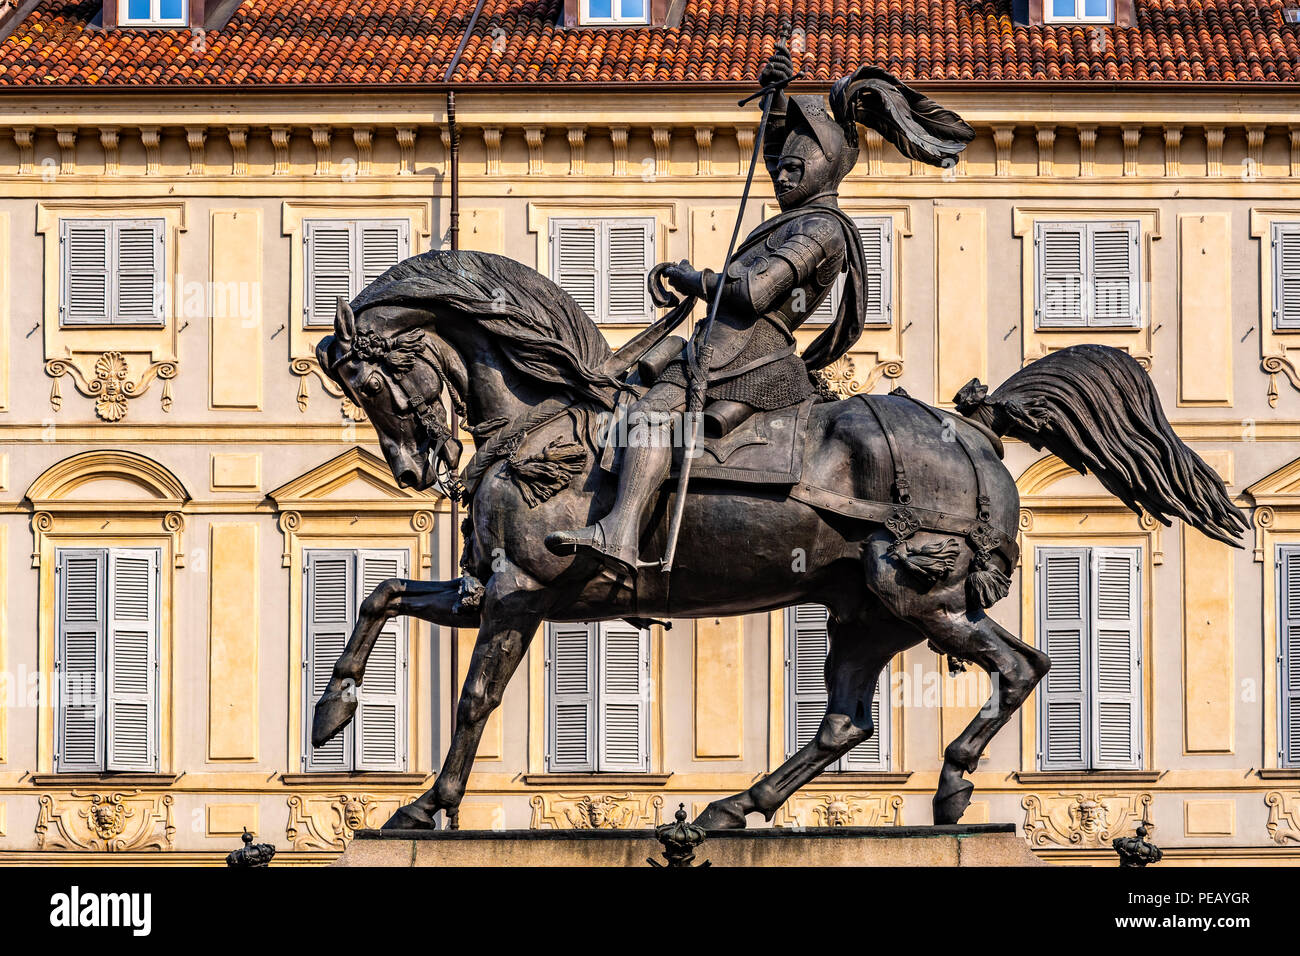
(305, 220), (355, 327)
(1037, 548), (1089, 770)
(355, 549), (408, 771)
(61, 220), (112, 326)
(597, 622), (650, 771)
(114, 219), (164, 325)
(551, 219), (601, 321)
(105, 548), (158, 772)
(1090, 547), (1142, 769)
(56, 549), (106, 772)
(547, 623), (596, 772)
(304, 550), (355, 771)
(1278, 546), (1300, 767)
(841, 663), (891, 770)
(1272, 222), (1300, 330)
(605, 219), (654, 323)
(1036, 222), (1087, 328)
(358, 219), (409, 289)
(1089, 222), (1140, 327)
(857, 216), (892, 326)
(785, 604), (829, 759)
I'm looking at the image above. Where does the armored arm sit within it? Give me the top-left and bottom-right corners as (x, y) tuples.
(696, 218), (846, 316)
(760, 45), (794, 187)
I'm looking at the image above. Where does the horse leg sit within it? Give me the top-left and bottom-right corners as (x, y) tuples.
(382, 563), (546, 830)
(694, 611), (898, 829)
(859, 533), (1049, 825)
(312, 577), (481, 749)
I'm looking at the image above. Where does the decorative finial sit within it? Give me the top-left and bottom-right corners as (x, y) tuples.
(648, 803), (710, 868)
(1112, 818), (1163, 868)
(226, 827), (277, 868)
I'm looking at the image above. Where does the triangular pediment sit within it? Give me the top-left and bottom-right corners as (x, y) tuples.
(269, 447), (439, 507)
(1245, 455), (1300, 502)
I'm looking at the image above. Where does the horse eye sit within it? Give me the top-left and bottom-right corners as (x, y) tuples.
(362, 375), (383, 396)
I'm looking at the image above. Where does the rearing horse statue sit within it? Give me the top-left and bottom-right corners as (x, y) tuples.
(308, 248), (1247, 831)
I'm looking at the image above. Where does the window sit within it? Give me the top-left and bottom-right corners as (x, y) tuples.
(545, 621), (650, 772)
(808, 216), (893, 327)
(1036, 547), (1142, 771)
(59, 218), (165, 327)
(302, 549), (409, 772)
(1276, 546), (1300, 767)
(303, 219), (410, 327)
(580, 0), (647, 25)
(549, 217), (655, 323)
(1035, 220), (1140, 328)
(1272, 222), (1300, 330)
(119, 0), (187, 25)
(785, 604), (890, 771)
(55, 548), (160, 773)
(1044, 0), (1114, 23)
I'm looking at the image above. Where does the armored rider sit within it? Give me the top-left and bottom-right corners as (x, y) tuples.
(546, 45), (972, 578)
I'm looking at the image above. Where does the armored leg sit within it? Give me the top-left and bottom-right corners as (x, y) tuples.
(545, 382), (685, 578)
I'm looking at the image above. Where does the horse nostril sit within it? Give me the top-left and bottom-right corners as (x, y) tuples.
(397, 469), (418, 488)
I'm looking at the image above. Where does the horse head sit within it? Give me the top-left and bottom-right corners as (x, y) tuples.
(317, 297), (467, 496)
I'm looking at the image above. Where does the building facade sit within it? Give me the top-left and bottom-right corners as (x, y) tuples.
(0, 0), (1298, 864)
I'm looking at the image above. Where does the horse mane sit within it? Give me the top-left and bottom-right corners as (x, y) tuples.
(349, 250), (622, 408)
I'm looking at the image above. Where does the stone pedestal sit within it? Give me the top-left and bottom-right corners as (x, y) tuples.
(333, 823), (1045, 867)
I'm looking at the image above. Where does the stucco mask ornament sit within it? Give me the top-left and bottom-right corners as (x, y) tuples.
(318, 298), (466, 501)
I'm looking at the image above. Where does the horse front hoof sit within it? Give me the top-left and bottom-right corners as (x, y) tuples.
(382, 803), (440, 831)
(932, 778), (974, 825)
(311, 685), (357, 748)
(693, 799), (747, 830)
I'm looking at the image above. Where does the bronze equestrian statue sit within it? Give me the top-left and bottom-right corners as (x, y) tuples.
(309, 49), (1248, 832)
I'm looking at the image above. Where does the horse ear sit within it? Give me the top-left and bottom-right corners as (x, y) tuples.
(335, 298), (356, 344)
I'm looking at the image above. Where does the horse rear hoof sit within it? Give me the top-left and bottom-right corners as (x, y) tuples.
(693, 799), (747, 830)
(382, 803), (440, 831)
(312, 688), (357, 748)
(933, 779), (974, 825)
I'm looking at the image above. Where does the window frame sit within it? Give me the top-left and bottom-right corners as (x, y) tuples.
(548, 216), (656, 324)
(1271, 221), (1300, 331)
(1034, 544), (1144, 772)
(302, 217), (411, 329)
(578, 0), (649, 26)
(118, 0), (188, 27)
(1276, 544), (1300, 769)
(783, 604), (892, 772)
(54, 546), (162, 774)
(543, 620), (651, 773)
(58, 217), (166, 329)
(807, 215), (894, 329)
(1034, 219), (1142, 330)
(1043, 0), (1115, 24)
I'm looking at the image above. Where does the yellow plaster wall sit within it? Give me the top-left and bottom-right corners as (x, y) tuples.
(208, 523), (260, 762)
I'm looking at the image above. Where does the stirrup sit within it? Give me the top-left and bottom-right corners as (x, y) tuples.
(545, 526), (640, 579)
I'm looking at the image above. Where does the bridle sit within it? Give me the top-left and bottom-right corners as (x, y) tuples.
(336, 327), (466, 502)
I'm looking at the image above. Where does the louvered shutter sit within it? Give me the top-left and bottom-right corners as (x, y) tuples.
(304, 221), (355, 327)
(355, 549), (408, 771)
(105, 548), (158, 771)
(114, 219), (163, 325)
(1272, 222), (1300, 330)
(605, 219), (654, 323)
(597, 622), (649, 771)
(61, 221), (112, 326)
(551, 220), (600, 320)
(857, 216), (892, 326)
(1090, 547), (1142, 769)
(1089, 222), (1140, 327)
(841, 663), (891, 770)
(547, 623), (596, 772)
(56, 549), (106, 772)
(1037, 548), (1089, 770)
(358, 220), (409, 289)
(304, 550), (355, 771)
(1036, 222), (1087, 327)
(786, 604), (829, 758)
(1278, 546), (1300, 767)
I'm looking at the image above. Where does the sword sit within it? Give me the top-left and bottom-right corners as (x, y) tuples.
(658, 58), (805, 573)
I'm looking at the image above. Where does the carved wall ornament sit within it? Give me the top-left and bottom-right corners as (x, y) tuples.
(46, 352), (177, 420)
(529, 793), (664, 830)
(286, 792), (415, 851)
(816, 355), (862, 397)
(1022, 791), (1153, 847)
(1265, 790), (1300, 845)
(772, 792), (904, 828)
(36, 791), (175, 852)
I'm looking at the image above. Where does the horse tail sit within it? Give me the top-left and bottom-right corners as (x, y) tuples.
(953, 344), (1249, 548)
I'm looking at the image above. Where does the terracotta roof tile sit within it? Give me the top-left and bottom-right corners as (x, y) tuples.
(2, 0), (1300, 88)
